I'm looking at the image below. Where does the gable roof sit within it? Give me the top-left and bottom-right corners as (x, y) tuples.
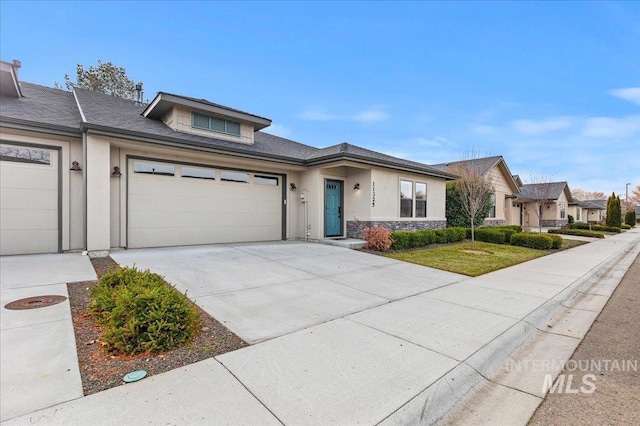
(431, 155), (520, 192)
(518, 181), (573, 202)
(580, 199), (607, 210)
(0, 80), (456, 179)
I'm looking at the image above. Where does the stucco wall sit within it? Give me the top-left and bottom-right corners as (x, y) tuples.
(163, 106), (255, 144)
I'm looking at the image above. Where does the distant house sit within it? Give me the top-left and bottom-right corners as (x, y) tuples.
(580, 199), (607, 223)
(432, 156), (521, 226)
(514, 181), (574, 228)
(0, 59), (458, 256)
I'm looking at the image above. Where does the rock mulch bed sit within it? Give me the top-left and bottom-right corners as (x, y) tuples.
(67, 256), (247, 395)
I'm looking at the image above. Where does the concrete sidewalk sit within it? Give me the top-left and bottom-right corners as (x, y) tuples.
(2, 229), (639, 425)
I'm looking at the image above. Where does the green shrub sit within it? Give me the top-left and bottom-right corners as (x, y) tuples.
(625, 211), (636, 227)
(621, 224), (631, 229)
(510, 233), (553, 250)
(364, 226), (393, 251)
(415, 229), (436, 246)
(568, 223), (621, 233)
(548, 229), (605, 238)
(568, 214), (574, 224)
(548, 234), (563, 249)
(89, 266), (201, 355)
(473, 228), (506, 244)
(390, 231), (412, 250)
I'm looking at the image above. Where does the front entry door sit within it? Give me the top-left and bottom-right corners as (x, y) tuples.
(325, 179), (343, 237)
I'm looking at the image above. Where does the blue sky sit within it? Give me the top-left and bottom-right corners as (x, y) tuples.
(2, 1), (638, 197)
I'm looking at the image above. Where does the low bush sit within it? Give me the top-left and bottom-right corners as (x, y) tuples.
(415, 229), (436, 246)
(549, 234), (563, 249)
(621, 224), (631, 230)
(547, 229), (605, 239)
(473, 228), (506, 244)
(625, 211), (636, 228)
(364, 226), (393, 251)
(89, 266), (201, 355)
(569, 223), (621, 233)
(510, 233), (553, 250)
(390, 231), (413, 250)
(436, 227), (466, 243)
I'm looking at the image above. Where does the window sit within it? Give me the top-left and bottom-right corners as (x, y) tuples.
(181, 165), (215, 180)
(490, 195), (497, 217)
(221, 170), (249, 183)
(133, 161), (175, 176)
(192, 112), (241, 136)
(255, 175), (279, 186)
(576, 208), (581, 221)
(400, 180), (413, 218)
(415, 183), (427, 218)
(559, 203), (566, 219)
(0, 145), (50, 165)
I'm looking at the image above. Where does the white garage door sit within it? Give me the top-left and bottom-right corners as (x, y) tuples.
(0, 144), (59, 255)
(128, 159), (283, 248)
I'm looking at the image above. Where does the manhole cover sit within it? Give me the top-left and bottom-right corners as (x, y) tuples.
(4, 295), (67, 310)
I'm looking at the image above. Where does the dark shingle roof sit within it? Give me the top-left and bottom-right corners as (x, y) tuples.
(157, 92), (271, 122)
(306, 142), (455, 177)
(431, 156), (503, 176)
(1, 82), (455, 178)
(518, 181), (571, 201)
(581, 199), (607, 209)
(0, 82), (81, 131)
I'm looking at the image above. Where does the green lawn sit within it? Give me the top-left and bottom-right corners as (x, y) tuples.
(384, 241), (549, 277)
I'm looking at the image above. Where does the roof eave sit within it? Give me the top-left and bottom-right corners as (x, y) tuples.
(0, 116), (81, 138)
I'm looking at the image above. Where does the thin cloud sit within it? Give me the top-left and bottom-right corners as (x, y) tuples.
(510, 117), (573, 135)
(582, 115), (640, 138)
(609, 87), (640, 106)
(299, 106), (389, 123)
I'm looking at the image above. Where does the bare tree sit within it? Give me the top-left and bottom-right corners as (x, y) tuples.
(571, 188), (606, 201)
(523, 175), (555, 234)
(631, 184), (640, 204)
(449, 156), (494, 250)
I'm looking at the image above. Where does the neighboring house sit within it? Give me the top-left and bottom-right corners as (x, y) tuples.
(567, 200), (583, 222)
(580, 199), (607, 223)
(0, 60), (457, 256)
(432, 155), (521, 226)
(514, 181), (574, 228)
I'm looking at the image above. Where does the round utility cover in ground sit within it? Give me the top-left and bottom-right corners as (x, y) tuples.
(4, 295), (67, 310)
(123, 370), (147, 383)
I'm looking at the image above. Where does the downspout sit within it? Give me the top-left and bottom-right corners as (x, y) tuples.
(71, 87), (88, 250)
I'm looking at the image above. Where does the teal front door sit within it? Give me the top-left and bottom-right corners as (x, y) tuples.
(325, 180), (343, 237)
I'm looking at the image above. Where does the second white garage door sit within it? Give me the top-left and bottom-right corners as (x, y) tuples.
(127, 159), (283, 249)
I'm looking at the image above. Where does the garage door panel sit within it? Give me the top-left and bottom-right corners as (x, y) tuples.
(0, 230), (58, 255)
(1, 187), (58, 209)
(0, 166), (58, 191)
(1, 209), (57, 230)
(128, 160), (282, 248)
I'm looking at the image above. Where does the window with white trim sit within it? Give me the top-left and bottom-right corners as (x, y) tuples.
(0, 145), (50, 165)
(400, 180), (427, 218)
(181, 165), (215, 180)
(133, 161), (175, 176)
(192, 112), (241, 136)
(559, 202), (566, 219)
(488, 193), (496, 218)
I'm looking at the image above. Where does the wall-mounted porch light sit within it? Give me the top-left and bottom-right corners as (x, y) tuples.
(112, 166), (122, 176)
(353, 183), (360, 190)
(290, 182), (297, 190)
(70, 161), (82, 171)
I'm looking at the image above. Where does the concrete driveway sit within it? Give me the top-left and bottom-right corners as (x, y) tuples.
(111, 241), (468, 343)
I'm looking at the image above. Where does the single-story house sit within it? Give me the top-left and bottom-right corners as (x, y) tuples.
(580, 199), (607, 223)
(0, 60), (457, 256)
(514, 181), (574, 228)
(431, 155), (522, 226)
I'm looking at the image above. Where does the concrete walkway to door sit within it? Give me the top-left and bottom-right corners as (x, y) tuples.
(110, 241), (468, 343)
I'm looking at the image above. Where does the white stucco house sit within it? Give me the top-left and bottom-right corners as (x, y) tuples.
(0, 60), (457, 256)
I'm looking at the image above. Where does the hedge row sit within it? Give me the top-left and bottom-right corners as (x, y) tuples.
(568, 223), (620, 233)
(548, 229), (605, 239)
(390, 227), (466, 250)
(510, 233), (554, 250)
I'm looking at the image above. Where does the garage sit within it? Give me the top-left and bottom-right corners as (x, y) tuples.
(127, 158), (284, 249)
(0, 143), (59, 255)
